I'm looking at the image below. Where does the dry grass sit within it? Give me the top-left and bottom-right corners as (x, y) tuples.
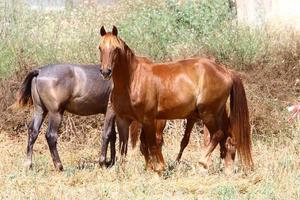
(0, 113), (300, 200)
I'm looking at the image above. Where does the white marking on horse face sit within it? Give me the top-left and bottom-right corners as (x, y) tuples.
(105, 41), (111, 49)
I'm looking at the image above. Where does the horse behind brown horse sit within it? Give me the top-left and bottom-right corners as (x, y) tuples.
(16, 64), (117, 170)
(98, 26), (253, 174)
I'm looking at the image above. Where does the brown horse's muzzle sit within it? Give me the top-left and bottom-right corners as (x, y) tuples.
(100, 67), (112, 80)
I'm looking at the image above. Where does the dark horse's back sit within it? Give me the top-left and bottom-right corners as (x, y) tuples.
(33, 64), (112, 115)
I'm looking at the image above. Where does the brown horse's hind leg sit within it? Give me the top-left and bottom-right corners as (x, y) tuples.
(99, 107), (116, 167)
(176, 118), (196, 162)
(46, 112), (64, 171)
(26, 106), (47, 169)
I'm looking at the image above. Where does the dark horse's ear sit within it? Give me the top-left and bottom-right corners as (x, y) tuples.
(100, 26), (106, 36)
(112, 26), (118, 36)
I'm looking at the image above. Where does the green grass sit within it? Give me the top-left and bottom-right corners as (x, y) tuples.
(0, 0), (270, 77)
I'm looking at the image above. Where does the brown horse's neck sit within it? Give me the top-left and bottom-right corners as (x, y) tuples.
(112, 44), (138, 93)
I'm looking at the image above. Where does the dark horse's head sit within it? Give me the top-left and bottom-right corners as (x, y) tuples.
(98, 26), (124, 80)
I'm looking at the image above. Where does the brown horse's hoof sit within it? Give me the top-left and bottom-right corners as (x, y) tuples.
(174, 159), (181, 166)
(199, 161), (208, 169)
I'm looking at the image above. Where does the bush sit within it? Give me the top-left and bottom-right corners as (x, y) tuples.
(0, 0), (270, 77)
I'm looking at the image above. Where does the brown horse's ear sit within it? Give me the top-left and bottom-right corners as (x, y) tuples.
(100, 26), (106, 36)
(112, 25), (118, 36)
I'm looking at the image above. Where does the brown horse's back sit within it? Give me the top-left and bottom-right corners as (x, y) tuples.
(131, 58), (233, 119)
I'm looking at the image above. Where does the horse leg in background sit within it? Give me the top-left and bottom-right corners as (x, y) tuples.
(45, 112), (64, 171)
(26, 105), (47, 169)
(143, 121), (165, 173)
(140, 127), (152, 170)
(202, 125), (212, 167)
(200, 113), (224, 170)
(176, 118), (196, 162)
(155, 120), (166, 149)
(99, 106), (116, 167)
(116, 117), (130, 161)
(138, 120), (165, 168)
(219, 110), (236, 175)
(203, 125), (210, 147)
(108, 122), (117, 167)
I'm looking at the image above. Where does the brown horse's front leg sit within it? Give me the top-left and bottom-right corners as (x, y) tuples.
(142, 122), (165, 173)
(99, 107), (116, 167)
(140, 127), (152, 171)
(116, 117), (130, 161)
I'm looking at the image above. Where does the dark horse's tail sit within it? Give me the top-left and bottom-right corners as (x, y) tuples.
(230, 73), (253, 169)
(17, 69), (39, 107)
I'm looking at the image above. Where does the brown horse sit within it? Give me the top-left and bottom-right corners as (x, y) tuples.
(98, 26), (253, 174)
(17, 64), (118, 170)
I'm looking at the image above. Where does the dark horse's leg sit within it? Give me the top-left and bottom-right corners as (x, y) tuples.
(26, 105), (47, 169)
(46, 112), (64, 171)
(176, 118), (196, 162)
(108, 121), (117, 166)
(99, 106), (116, 167)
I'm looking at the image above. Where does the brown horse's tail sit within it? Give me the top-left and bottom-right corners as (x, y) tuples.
(129, 121), (142, 149)
(17, 69), (39, 107)
(230, 73), (253, 169)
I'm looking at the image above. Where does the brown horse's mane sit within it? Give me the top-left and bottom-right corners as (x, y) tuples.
(99, 33), (126, 51)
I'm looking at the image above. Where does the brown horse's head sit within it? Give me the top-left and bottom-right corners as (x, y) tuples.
(98, 26), (124, 79)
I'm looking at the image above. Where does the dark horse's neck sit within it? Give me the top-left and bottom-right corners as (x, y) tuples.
(112, 43), (138, 93)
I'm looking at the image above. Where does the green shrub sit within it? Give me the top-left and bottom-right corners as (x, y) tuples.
(0, 0), (293, 77)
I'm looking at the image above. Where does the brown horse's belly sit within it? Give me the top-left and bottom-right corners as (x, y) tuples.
(156, 101), (196, 119)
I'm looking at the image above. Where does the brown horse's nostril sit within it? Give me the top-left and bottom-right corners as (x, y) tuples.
(101, 68), (112, 79)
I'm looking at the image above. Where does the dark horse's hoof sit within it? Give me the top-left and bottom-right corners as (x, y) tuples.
(99, 159), (115, 168)
(106, 160), (115, 168)
(99, 160), (106, 168)
(55, 163), (64, 171)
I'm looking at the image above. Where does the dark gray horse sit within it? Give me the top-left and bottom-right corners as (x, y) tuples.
(17, 64), (117, 170)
